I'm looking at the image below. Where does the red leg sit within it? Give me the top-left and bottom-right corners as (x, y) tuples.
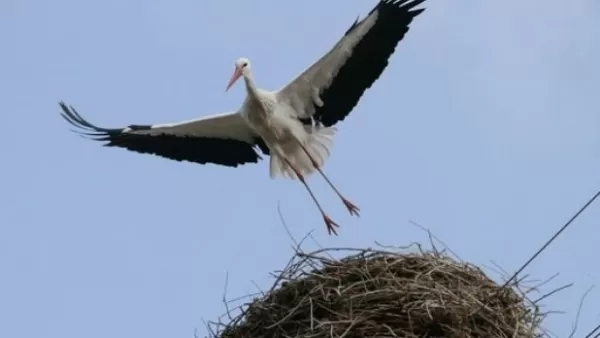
(296, 141), (360, 217)
(283, 156), (340, 235)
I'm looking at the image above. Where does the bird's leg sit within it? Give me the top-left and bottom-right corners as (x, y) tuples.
(296, 140), (360, 217)
(282, 157), (340, 235)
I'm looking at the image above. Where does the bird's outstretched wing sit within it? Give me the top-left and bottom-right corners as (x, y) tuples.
(276, 0), (426, 127)
(59, 101), (270, 167)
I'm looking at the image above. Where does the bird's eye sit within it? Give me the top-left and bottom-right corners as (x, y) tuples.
(242, 62), (248, 67)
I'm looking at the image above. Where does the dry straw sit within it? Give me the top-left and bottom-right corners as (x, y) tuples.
(208, 245), (546, 338)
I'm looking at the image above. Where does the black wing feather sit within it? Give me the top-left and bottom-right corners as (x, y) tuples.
(59, 101), (269, 167)
(314, 0), (426, 127)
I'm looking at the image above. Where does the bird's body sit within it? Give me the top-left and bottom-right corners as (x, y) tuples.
(235, 76), (335, 180)
(60, 0), (427, 234)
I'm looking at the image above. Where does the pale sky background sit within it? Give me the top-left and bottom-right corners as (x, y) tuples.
(1, 0), (599, 337)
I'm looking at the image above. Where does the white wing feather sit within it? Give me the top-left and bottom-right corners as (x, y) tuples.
(126, 111), (257, 143)
(275, 11), (380, 118)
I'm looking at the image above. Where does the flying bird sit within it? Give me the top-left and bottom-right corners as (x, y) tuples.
(60, 0), (426, 235)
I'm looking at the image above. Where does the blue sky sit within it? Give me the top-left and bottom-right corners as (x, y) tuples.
(1, 0), (599, 337)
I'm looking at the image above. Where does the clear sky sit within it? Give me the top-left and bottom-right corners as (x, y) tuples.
(1, 0), (599, 337)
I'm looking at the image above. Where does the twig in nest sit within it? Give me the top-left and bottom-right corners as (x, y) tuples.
(532, 283), (573, 304)
(408, 219), (463, 261)
(567, 285), (595, 338)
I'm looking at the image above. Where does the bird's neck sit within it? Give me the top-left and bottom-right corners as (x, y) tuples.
(243, 73), (259, 99)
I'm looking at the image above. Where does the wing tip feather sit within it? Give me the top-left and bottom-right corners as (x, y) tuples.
(58, 101), (122, 142)
(379, 0), (427, 14)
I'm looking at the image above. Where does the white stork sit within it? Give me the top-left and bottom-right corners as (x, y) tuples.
(60, 0), (426, 235)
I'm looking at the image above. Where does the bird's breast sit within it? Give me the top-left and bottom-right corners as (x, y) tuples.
(242, 95), (301, 145)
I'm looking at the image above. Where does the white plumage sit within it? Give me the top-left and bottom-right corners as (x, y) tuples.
(60, 0), (427, 235)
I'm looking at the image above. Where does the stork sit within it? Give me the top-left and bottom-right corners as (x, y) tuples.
(59, 0), (426, 235)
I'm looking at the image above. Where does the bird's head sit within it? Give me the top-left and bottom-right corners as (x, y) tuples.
(226, 57), (251, 92)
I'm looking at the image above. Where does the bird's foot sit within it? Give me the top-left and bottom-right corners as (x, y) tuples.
(342, 198), (360, 217)
(323, 214), (340, 236)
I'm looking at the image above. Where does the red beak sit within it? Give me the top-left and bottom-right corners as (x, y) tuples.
(226, 67), (242, 92)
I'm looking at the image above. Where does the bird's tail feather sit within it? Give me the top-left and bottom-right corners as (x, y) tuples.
(269, 125), (336, 180)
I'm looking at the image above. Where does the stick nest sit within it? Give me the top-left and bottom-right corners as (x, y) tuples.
(209, 247), (544, 338)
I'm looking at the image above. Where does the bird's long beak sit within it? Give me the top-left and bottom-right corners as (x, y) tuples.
(226, 67), (242, 92)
